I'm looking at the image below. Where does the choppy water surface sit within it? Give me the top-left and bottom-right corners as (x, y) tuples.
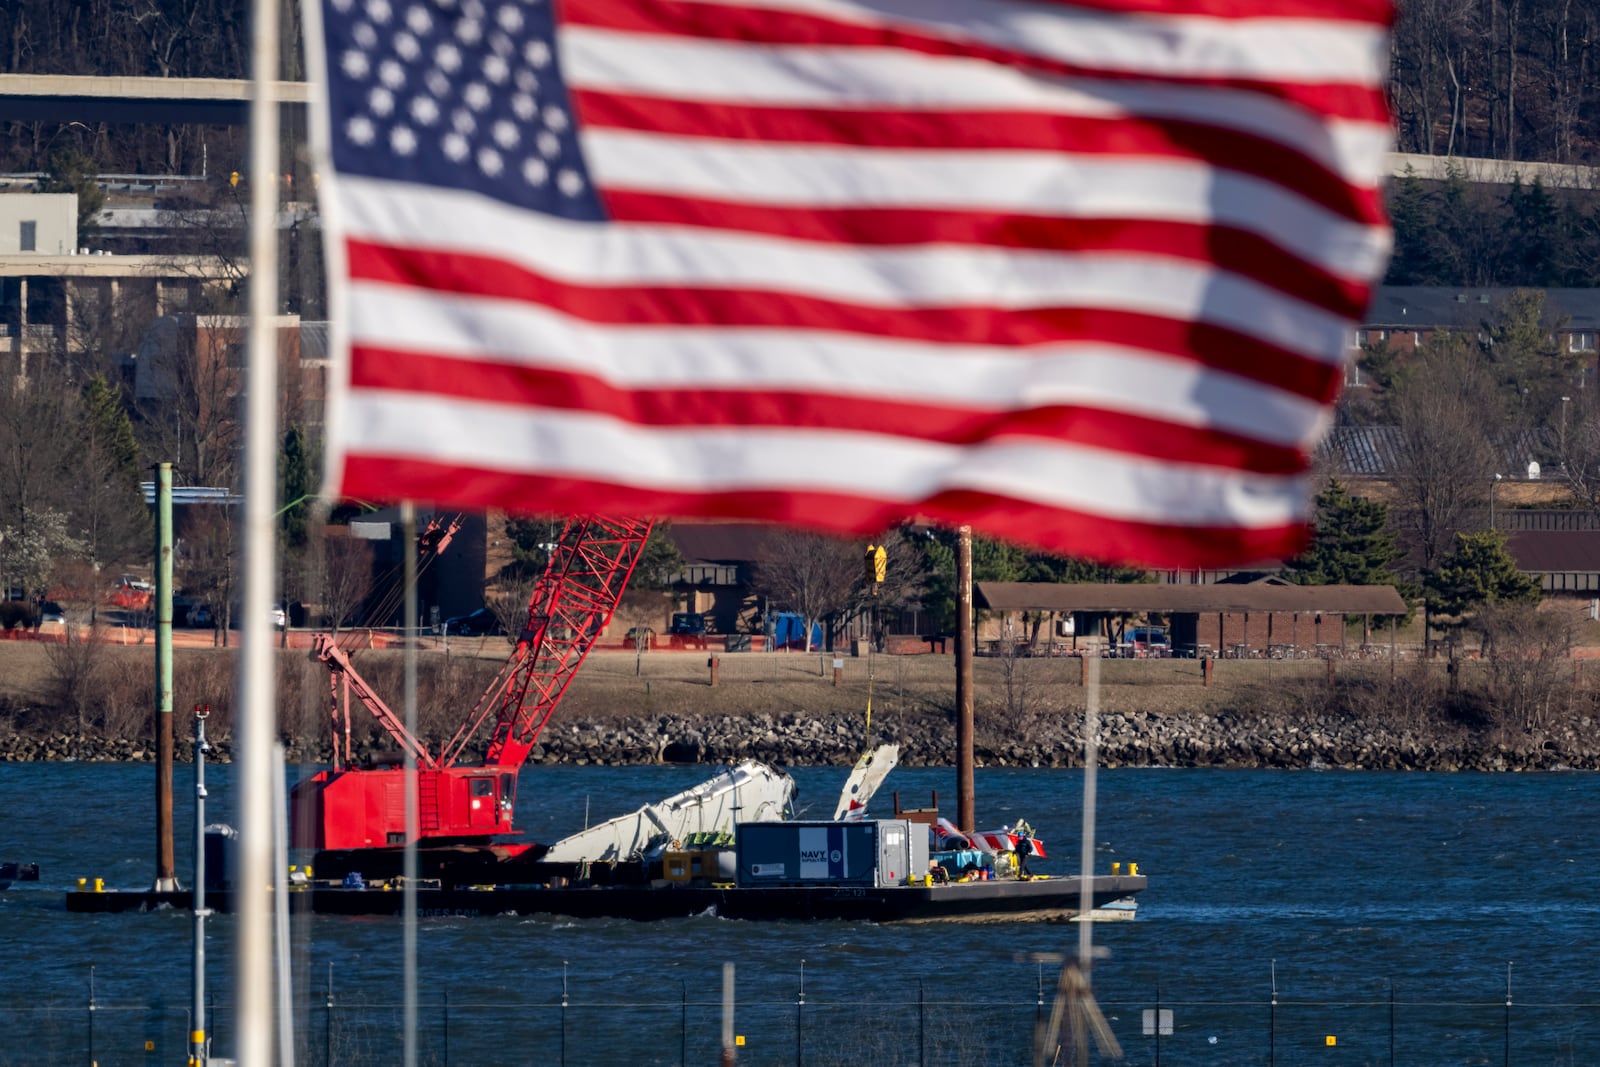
(2, 761), (1597, 1065)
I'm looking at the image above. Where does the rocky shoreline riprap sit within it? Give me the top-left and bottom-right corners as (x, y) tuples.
(3, 708), (1598, 772)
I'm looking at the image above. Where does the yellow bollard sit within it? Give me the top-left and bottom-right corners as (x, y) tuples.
(1111, 862), (1121, 875)
(76, 877), (87, 891)
(1128, 862), (1138, 877)
(93, 877), (104, 892)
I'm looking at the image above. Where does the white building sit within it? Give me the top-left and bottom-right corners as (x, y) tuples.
(0, 192), (78, 255)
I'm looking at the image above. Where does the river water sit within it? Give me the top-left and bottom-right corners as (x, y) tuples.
(2, 760), (1597, 1066)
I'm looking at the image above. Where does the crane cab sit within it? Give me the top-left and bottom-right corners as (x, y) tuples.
(290, 767), (519, 850)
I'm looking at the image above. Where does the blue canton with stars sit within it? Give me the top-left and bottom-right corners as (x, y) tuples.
(322, 0), (605, 221)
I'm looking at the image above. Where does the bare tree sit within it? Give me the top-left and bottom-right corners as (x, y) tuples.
(751, 528), (866, 653)
(1558, 390), (1600, 508)
(613, 590), (670, 675)
(131, 313), (243, 490)
(0, 363), (77, 542)
(177, 506), (235, 646)
(485, 574), (535, 643)
(1476, 600), (1573, 730)
(1385, 331), (1503, 650)
(319, 533), (374, 635)
(1387, 332), (1500, 577)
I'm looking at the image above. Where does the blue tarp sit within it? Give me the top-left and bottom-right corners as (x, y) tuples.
(768, 612), (822, 650)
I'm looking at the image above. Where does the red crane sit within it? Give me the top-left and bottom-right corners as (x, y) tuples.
(288, 515), (654, 855)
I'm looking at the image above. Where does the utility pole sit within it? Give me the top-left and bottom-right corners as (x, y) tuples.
(154, 462), (178, 892)
(955, 525), (975, 833)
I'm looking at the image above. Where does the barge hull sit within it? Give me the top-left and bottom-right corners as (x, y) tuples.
(66, 875), (1145, 923)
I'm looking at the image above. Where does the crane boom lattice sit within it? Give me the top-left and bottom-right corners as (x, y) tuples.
(443, 515), (654, 769)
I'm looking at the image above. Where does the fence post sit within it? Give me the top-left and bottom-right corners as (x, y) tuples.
(918, 979), (925, 1067)
(721, 962), (736, 1067)
(326, 961), (334, 1067)
(796, 958), (805, 1067)
(1504, 961), (1513, 1067)
(1155, 984), (1162, 1067)
(1269, 960), (1277, 1067)
(1035, 962), (1045, 1044)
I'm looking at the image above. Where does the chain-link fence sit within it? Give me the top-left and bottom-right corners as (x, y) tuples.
(4, 970), (1597, 1066)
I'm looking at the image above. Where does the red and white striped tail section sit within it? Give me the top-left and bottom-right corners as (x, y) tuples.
(971, 829), (1047, 860)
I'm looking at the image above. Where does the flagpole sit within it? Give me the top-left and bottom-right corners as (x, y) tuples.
(236, 0), (282, 1059)
(1077, 654), (1101, 969)
(401, 501), (420, 1067)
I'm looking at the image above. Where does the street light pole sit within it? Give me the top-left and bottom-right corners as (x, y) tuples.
(1560, 396), (1571, 464)
(1491, 473), (1502, 530)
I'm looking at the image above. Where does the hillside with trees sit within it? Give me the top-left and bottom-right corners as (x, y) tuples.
(3, 0), (1600, 172)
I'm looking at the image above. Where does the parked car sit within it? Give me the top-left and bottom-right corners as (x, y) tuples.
(190, 603), (288, 629)
(442, 608), (501, 637)
(669, 612), (709, 636)
(108, 575), (153, 611)
(1127, 627), (1171, 656)
(38, 601), (65, 627)
(667, 612), (710, 647)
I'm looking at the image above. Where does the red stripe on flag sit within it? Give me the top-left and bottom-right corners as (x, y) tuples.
(337, 455), (1312, 568)
(346, 240), (1346, 403)
(574, 90), (1385, 228)
(347, 345), (1311, 474)
(597, 191), (1373, 320)
(1013, 0), (1390, 21)
(562, 0), (1392, 123)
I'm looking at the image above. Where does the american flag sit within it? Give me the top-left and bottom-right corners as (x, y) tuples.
(310, 0), (1393, 567)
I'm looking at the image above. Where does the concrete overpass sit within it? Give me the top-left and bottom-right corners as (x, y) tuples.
(0, 74), (310, 126)
(5, 76), (1600, 191)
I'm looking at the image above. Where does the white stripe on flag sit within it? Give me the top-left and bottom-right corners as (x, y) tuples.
(348, 281), (1332, 448)
(342, 390), (1311, 527)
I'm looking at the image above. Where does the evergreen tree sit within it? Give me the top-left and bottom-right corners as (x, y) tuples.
(502, 515), (563, 580)
(73, 375), (149, 601)
(1503, 178), (1563, 287)
(911, 527), (1144, 633)
(502, 515), (680, 590)
(1383, 169), (1441, 285)
(631, 522), (685, 592)
(38, 147), (107, 241)
(1483, 289), (1582, 440)
(1425, 531), (1540, 628)
(914, 529), (1008, 634)
(81, 376), (141, 484)
(1431, 169), (1503, 288)
(1285, 480), (1402, 587)
(277, 425), (317, 550)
